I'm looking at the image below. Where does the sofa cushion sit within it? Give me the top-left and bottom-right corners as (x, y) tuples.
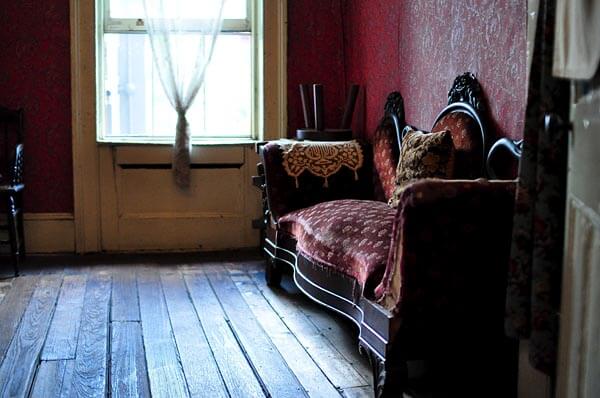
(389, 128), (455, 207)
(279, 199), (395, 289)
(432, 112), (483, 178)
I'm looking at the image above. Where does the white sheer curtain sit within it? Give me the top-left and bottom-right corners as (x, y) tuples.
(143, 0), (226, 187)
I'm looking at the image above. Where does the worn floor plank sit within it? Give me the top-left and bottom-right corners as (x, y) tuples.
(30, 360), (73, 397)
(234, 263), (371, 383)
(111, 322), (150, 398)
(0, 276), (40, 362)
(278, 272), (373, 383)
(111, 267), (140, 321)
(342, 386), (375, 398)
(247, 270), (370, 389)
(244, 263), (373, 388)
(138, 269), (190, 398)
(230, 270), (343, 398)
(0, 281), (12, 304)
(0, 274), (63, 397)
(0, 258), (374, 398)
(68, 272), (112, 398)
(41, 275), (87, 360)
(205, 266), (308, 398)
(58, 359), (76, 397)
(183, 270), (266, 398)
(160, 271), (228, 398)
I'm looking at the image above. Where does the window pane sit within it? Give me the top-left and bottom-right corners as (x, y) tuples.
(200, 34), (252, 137)
(102, 33), (251, 139)
(109, 0), (144, 19)
(223, 0), (247, 19)
(109, 0), (247, 20)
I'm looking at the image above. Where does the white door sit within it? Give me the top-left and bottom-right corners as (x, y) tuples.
(556, 85), (600, 397)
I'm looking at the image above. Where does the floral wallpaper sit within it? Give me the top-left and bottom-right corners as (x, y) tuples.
(0, 0), (73, 213)
(341, 0), (527, 141)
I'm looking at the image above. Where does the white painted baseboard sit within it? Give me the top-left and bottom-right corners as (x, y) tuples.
(23, 213), (75, 253)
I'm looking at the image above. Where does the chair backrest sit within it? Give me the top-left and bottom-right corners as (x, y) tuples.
(11, 143), (24, 185)
(431, 73), (487, 179)
(0, 107), (24, 185)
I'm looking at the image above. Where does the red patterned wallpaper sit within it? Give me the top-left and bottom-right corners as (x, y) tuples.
(286, 0), (346, 136)
(0, 0), (73, 213)
(343, 1), (527, 140)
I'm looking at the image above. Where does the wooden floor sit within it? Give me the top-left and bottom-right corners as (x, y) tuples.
(0, 253), (373, 397)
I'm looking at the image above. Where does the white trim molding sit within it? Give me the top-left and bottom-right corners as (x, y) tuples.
(70, 0), (102, 253)
(262, 0), (288, 140)
(23, 213), (75, 253)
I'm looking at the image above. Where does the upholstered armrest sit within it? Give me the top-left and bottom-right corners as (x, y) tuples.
(261, 140), (374, 221)
(375, 178), (515, 332)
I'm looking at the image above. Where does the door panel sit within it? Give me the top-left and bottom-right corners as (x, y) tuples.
(99, 145), (261, 251)
(557, 89), (600, 398)
(115, 145), (245, 165)
(118, 168), (243, 215)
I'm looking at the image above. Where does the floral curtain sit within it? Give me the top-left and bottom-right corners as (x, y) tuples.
(504, 0), (570, 376)
(143, 0), (226, 187)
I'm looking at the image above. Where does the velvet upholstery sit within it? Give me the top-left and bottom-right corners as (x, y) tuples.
(372, 125), (399, 202)
(432, 112), (484, 179)
(279, 199), (395, 290)
(375, 179), (516, 323)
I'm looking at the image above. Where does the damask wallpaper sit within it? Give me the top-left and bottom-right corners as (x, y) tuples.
(0, 0), (73, 213)
(343, 1), (527, 141)
(287, 1), (528, 142)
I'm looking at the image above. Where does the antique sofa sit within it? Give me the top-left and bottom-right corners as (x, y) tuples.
(258, 74), (519, 397)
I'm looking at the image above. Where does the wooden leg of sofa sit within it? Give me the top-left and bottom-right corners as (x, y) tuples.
(265, 257), (282, 287)
(361, 344), (406, 397)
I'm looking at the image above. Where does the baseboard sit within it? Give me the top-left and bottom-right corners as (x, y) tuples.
(23, 213), (75, 253)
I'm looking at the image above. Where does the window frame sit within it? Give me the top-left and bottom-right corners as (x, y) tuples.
(96, 0), (261, 144)
(71, 0), (287, 252)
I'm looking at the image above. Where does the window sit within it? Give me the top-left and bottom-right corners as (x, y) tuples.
(97, 0), (257, 143)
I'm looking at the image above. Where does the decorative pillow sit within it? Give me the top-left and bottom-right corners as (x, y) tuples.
(388, 128), (455, 207)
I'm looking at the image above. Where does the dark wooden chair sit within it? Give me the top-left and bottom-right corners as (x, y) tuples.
(0, 107), (25, 277)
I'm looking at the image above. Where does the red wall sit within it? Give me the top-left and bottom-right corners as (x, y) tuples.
(0, 0), (73, 213)
(287, 0), (346, 135)
(0, 0), (526, 213)
(288, 1), (527, 141)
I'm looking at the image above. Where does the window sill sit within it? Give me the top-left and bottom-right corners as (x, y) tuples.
(97, 138), (261, 146)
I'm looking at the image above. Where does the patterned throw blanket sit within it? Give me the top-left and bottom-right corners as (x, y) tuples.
(280, 140), (364, 188)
